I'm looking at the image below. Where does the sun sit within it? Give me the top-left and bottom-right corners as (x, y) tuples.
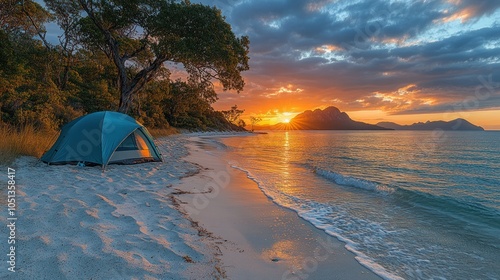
(283, 118), (290, 123)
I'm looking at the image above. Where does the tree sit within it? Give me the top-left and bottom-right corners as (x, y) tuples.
(221, 105), (244, 124)
(164, 80), (209, 127)
(1, 0), (250, 131)
(0, 0), (52, 38)
(249, 116), (262, 131)
(0, 1), (80, 130)
(44, 0), (81, 90)
(50, 0), (250, 113)
(237, 119), (246, 128)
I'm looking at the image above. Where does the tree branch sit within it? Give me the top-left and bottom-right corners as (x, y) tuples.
(21, 1), (52, 50)
(123, 42), (147, 60)
(78, 0), (128, 92)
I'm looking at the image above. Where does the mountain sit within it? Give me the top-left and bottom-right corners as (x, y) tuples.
(268, 106), (390, 130)
(375, 122), (405, 130)
(376, 118), (484, 131)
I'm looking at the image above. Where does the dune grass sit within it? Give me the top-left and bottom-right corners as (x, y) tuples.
(0, 125), (59, 165)
(148, 127), (179, 138)
(0, 124), (176, 165)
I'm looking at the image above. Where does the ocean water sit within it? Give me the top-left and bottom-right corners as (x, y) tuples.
(213, 130), (500, 279)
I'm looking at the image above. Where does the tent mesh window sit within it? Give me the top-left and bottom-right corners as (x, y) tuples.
(116, 133), (139, 151)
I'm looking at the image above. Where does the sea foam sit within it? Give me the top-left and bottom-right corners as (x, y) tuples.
(229, 163), (404, 280)
(314, 168), (396, 194)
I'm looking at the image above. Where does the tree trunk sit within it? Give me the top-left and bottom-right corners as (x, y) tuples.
(118, 88), (133, 113)
(78, 0), (168, 114)
(117, 73), (147, 113)
(117, 57), (166, 113)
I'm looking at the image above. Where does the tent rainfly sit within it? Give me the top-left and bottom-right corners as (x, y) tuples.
(41, 111), (163, 168)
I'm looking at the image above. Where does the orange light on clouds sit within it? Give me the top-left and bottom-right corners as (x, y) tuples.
(441, 1), (478, 23)
(315, 44), (341, 53)
(442, 8), (473, 23)
(213, 72), (496, 130)
(208, 0), (499, 131)
(368, 83), (443, 113)
(278, 84), (304, 94)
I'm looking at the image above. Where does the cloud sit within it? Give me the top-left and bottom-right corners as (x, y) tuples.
(443, 0), (500, 22)
(195, 0), (500, 117)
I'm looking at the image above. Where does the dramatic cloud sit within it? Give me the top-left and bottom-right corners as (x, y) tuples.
(196, 0), (500, 122)
(443, 0), (500, 22)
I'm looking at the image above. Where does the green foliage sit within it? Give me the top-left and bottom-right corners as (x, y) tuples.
(134, 77), (171, 128)
(0, 28), (80, 130)
(0, 0), (248, 134)
(56, 0), (249, 113)
(151, 2), (249, 91)
(160, 80), (236, 130)
(124, 78), (243, 131)
(0, 0), (52, 36)
(68, 50), (119, 112)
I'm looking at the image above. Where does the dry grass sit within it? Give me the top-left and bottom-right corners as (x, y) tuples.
(0, 125), (175, 164)
(148, 126), (179, 138)
(0, 125), (59, 164)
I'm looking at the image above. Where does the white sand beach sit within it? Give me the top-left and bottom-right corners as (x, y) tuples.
(1, 133), (381, 279)
(0, 135), (224, 279)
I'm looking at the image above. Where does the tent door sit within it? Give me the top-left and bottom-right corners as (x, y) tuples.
(109, 130), (154, 163)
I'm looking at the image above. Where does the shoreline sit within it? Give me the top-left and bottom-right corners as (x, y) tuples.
(1, 132), (381, 279)
(175, 135), (382, 279)
(4, 131), (497, 279)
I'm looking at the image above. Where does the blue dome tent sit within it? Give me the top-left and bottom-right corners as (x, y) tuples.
(41, 111), (163, 168)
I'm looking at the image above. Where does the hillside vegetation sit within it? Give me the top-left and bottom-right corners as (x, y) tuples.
(0, 1), (248, 132)
(0, 1), (249, 162)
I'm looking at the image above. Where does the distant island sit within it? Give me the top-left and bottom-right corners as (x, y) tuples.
(256, 106), (484, 131)
(377, 119), (484, 131)
(259, 106), (390, 130)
